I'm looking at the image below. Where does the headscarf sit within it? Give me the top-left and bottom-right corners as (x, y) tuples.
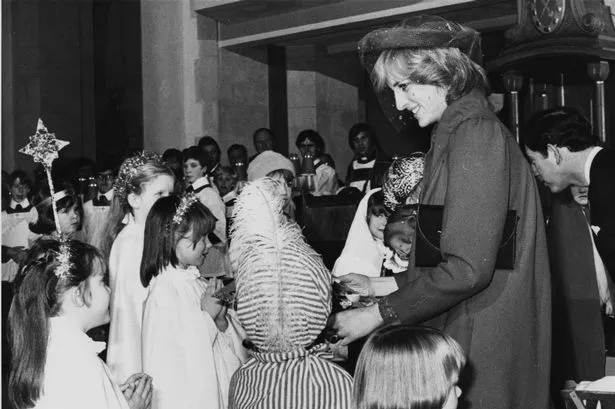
(230, 177), (330, 353)
(382, 154), (425, 212)
(332, 188), (386, 278)
(247, 151), (295, 182)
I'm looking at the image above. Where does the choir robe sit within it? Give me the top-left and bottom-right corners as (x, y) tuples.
(142, 265), (247, 409)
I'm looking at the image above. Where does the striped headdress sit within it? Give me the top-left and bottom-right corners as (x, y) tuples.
(230, 177), (331, 353)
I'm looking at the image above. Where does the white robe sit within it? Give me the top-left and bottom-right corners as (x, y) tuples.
(332, 188), (385, 277)
(83, 189), (114, 250)
(34, 317), (129, 409)
(1, 203), (38, 281)
(107, 216), (147, 383)
(142, 265), (247, 409)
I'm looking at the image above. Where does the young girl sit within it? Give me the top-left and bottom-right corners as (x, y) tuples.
(29, 182), (84, 243)
(141, 195), (247, 409)
(354, 325), (466, 409)
(8, 239), (152, 409)
(382, 205), (418, 275)
(102, 152), (175, 383)
(332, 188), (390, 277)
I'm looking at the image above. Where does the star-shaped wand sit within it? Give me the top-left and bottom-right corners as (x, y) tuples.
(19, 119), (70, 233)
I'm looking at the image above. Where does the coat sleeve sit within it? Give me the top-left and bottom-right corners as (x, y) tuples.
(385, 116), (510, 324)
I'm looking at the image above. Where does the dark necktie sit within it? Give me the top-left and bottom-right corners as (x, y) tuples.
(15, 204), (23, 211)
(94, 196), (110, 207)
(185, 185), (195, 193)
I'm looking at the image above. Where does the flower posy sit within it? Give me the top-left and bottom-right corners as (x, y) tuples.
(19, 119), (69, 168)
(173, 193), (199, 225)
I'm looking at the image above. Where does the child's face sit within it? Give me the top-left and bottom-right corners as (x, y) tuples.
(96, 170), (115, 194)
(389, 233), (413, 261)
(10, 177), (29, 202)
(132, 175), (175, 222)
(183, 159), (207, 184)
(83, 264), (111, 330)
(176, 231), (211, 268)
(367, 213), (387, 241)
(58, 203), (81, 235)
(215, 172), (237, 197)
(269, 172), (293, 206)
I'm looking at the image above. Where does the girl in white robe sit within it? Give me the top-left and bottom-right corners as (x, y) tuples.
(141, 195), (247, 409)
(102, 152), (175, 383)
(8, 239), (152, 409)
(332, 188), (389, 277)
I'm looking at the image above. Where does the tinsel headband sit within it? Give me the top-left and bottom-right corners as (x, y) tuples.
(115, 151), (164, 203)
(173, 193), (199, 225)
(19, 119), (72, 278)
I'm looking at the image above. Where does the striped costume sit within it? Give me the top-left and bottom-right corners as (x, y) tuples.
(229, 345), (352, 409)
(229, 178), (353, 409)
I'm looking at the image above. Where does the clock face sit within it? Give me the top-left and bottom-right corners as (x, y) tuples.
(530, 0), (566, 33)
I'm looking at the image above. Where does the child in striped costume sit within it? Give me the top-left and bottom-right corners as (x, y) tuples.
(228, 178), (353, 409)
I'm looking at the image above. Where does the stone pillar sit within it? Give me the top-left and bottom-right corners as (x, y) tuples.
(141, 0), (211, 152)
(287, 45), (318, 155)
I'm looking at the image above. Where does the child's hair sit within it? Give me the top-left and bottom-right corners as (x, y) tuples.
(140, 195), (216, 287)
(8, 239), (106, 409)
(9, 170), (33, 190)
(29, 182), (83, 235)
(267, 168), (294, 185)
(366, 190), (388, 222)
(354, 325), (466, 409)
(182, 145), (207, 168)
(383, 204), (417, 246)
(100, 152), (174, 258)
(216, 165), (238, 180)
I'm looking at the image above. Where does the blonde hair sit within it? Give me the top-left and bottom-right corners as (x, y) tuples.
(100, 156), (173, 258)
(371, 47), (489, 104)
(354, 325), (466, 409)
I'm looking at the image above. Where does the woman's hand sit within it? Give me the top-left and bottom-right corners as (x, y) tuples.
(201, 278), (225, 319)
(337, 273), (374, 297)
(332, 303), (383, 346)
(120, 373), (152, 409)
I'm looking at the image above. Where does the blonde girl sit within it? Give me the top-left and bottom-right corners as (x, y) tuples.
(102, 152), (175, 383)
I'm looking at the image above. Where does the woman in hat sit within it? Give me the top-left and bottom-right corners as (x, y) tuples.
(333, 16), (550, 409)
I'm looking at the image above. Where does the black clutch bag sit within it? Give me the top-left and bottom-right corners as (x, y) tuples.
(415, 204), (519, 270)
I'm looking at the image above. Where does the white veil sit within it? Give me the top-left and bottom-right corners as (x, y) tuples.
(332, 188), (385, 278)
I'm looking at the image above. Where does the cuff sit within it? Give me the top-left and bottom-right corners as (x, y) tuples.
(378, 297), (399, 324)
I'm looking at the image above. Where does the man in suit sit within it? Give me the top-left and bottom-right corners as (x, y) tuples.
(524, 106), (615, 284)
(525, 106), (615, 385)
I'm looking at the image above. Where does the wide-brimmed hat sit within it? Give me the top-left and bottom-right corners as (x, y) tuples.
(358, 15), (483, 72)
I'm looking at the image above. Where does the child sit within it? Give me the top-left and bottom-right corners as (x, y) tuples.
(332, 188), (390, 277)
(354, 325), (466, 409)
(382, 205), (418, 275)
(2, 171), (38, 282)
(101, 152), (175, 383)
(183, 146), (228, 277)
(214, 166), (238, 235)
(83, 160), (116, 250)
(29, 183), (84, 243)
(141, 195), (247, 409)
(246, 150), (296, 218)
(229, 178), (353, 409)
(8, 239), (153, 409)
